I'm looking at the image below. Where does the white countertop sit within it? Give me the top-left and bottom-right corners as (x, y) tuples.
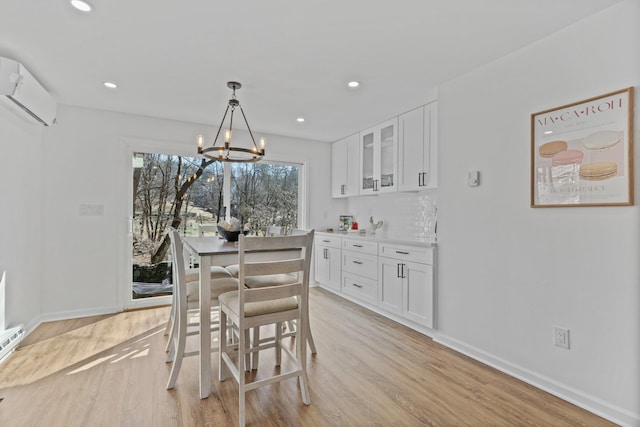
(315, 230), (436, 248)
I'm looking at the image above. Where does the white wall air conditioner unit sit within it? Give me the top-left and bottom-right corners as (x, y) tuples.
(0, 56), (57, 126)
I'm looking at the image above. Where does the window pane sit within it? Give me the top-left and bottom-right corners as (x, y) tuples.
(131, 152), (224, 299)
(229, 162), (299, 235)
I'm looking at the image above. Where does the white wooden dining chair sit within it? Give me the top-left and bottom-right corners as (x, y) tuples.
(266, 225), (284, 236)
(246, 228), (317, 370)
(164, 229), (234, 341)
(198, 224), (218, 236)
(218, 231), (314, 427)
(165, 228), (238, 390)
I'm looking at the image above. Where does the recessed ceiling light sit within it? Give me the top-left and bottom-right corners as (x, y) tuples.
(70, 0), (92, 12)
(104, 81), (118, 89)
(347, 81), (360, 88)
(296, 117), (305, 123)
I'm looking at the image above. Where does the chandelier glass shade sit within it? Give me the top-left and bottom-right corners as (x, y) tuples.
(197, 81), (265, 163)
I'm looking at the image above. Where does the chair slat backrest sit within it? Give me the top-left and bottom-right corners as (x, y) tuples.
(266, 225), (285, 236)
(289, 228), (308, 236)
(237, 231), (314, 309)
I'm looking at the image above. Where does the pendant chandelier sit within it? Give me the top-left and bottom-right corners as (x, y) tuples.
(197, 81), (265, 163)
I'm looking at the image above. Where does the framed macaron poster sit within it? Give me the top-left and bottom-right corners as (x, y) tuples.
(531, 87), (634, 207)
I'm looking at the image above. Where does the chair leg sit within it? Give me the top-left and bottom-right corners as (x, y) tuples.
(306, 317), (317, 355)
(244, 329), (252, 372)
(239, 388), (246, 427)
(239, 325), (247, 427)
(219, 309), (228, 382)
(164, 301), (175, 337)
(275, 322), (282, 367)
(166, 314), (187, 389)
(297, 318), (310, 405)
(164, 296), (176, 354)
(251, 327), (260, 371)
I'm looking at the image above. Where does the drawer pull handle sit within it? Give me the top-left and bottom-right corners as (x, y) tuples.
(352, 283), (363, 288)
(322, 240), (331, 243)
(395, 251), (410, 255)
(353, 244), (363, 248)
(353, 261), (363, 265)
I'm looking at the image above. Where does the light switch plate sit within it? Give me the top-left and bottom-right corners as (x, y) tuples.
(468, 171), (480, 187)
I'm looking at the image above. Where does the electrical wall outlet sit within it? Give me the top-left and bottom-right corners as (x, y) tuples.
(553, 326), (570, 349)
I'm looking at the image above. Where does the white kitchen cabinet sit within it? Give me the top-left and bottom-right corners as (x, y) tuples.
(359, 118), (398, 194)
(314, 235), (341, 291)
(314, 232), (437, 335)
(378, 257), (403, 315)
(398, 101), (438, 191)
(378, 243), (435, 328)
(331, 133), (360, 198)
(341, 237), (378, 304)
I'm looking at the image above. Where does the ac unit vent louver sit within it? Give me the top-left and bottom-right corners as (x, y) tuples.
(0, 57), (57, 126)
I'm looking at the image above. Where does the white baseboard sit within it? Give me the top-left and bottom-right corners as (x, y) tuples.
(22, 306), (121, 340)
(434, 333), (639, 427)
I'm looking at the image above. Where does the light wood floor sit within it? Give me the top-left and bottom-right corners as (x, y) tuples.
(0, 287), (615, 426)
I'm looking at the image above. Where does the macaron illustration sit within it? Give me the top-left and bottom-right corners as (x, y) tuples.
(539, 140), (568, 158)
(552, 149), (584, 166)
(579, 161), (618, 181)
(581, 130), (622, 151)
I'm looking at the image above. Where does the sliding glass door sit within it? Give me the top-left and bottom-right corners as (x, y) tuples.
(127, 149), (303, 308)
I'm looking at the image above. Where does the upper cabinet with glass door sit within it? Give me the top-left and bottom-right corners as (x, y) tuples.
(359, 118), (398, 195)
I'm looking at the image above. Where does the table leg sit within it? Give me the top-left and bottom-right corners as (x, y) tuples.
(199, 255), (212, 398)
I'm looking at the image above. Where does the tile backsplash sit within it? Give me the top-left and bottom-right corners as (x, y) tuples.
(345, 190), (437, 243)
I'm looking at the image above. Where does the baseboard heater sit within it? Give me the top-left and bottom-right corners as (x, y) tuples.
(0, 325), (24, 362)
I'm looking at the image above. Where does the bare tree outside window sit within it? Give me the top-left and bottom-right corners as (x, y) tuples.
(131, 152), (300, 299)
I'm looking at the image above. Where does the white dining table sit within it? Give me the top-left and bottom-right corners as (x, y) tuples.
(181, 236), (300, 398)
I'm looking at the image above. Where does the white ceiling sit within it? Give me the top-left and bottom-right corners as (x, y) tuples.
(0, 0), (621, 142)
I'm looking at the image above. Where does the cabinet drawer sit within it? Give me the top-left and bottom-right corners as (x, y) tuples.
(342, 238), (378, 255)
(314, 234), (341, 249)
(342, 272), (377, 306)
(342, 251), (377, 280)
(379, 243), (433, 265)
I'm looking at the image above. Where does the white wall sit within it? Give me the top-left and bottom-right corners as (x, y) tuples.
(0, 106), (44, 330)
(436, 1), (639, 425)
(39, 105), (340, 318)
